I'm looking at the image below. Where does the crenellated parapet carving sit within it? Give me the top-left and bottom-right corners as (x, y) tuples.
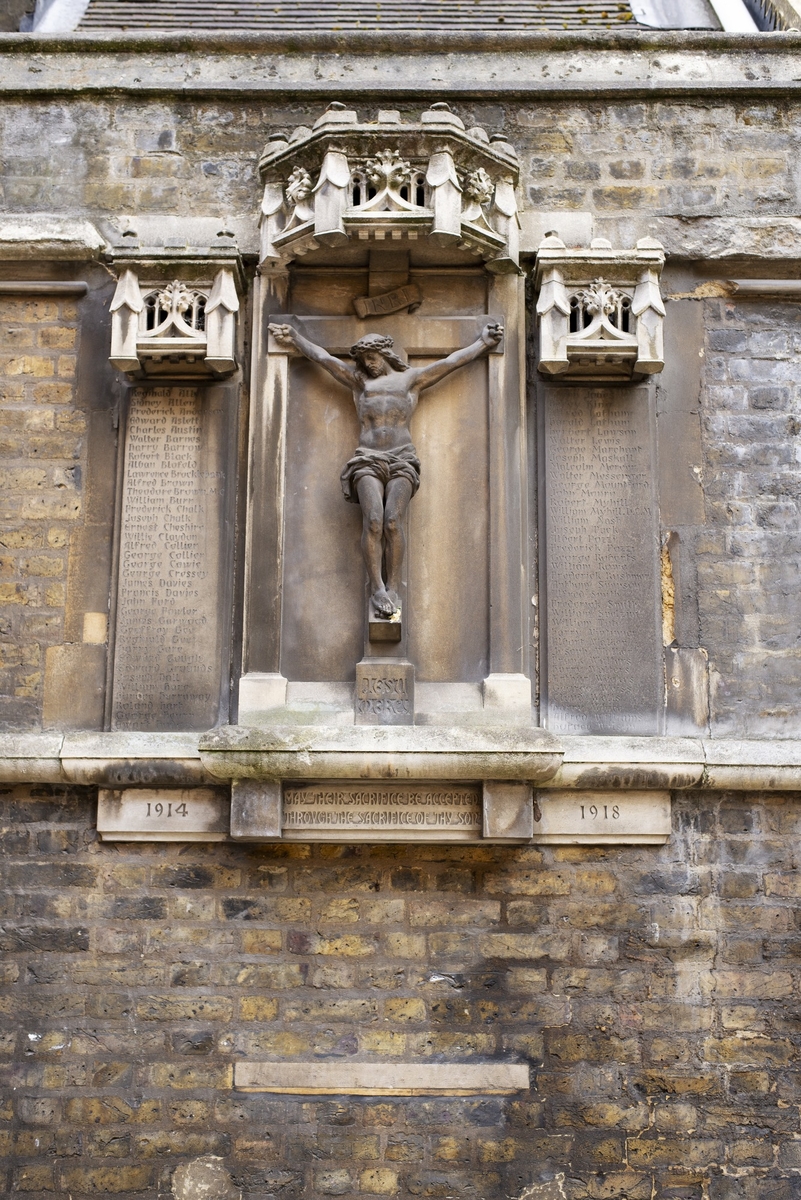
(258, 102), (520, 274)
(108, 237), (243, 379)
(533, 234), (666, 383)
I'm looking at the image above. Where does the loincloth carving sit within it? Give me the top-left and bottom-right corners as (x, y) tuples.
(340, 445), (421, 505)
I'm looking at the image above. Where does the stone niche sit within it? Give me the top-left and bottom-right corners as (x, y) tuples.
(106, 234), (244, 731)
(239, 102), (532, 730)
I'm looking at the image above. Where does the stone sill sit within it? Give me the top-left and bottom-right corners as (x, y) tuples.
(3, 730), (801, 791)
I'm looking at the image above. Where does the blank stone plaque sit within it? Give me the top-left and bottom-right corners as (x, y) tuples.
(110, 385), (229, 731)
(541, 387), (662, 735)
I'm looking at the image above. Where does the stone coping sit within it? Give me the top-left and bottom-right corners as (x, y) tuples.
(2, 30), (798, 49)
(3, 729), (801, 790)
(1, 34), (800, 101)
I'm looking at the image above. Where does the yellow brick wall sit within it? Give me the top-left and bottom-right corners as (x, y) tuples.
(0, 296), (83, 726)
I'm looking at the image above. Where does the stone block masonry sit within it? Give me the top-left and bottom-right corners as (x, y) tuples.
(699, 298), (801, 737)
(2, 783), (801, 1198)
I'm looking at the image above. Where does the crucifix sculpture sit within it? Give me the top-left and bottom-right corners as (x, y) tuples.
(268, 321), (504, 624)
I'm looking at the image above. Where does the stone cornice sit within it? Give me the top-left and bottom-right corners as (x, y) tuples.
(1, 32), (801, 98)
(5, 731), (801, 791)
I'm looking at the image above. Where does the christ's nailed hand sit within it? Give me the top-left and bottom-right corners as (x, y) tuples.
(268, 323), (298, 347)
(481, 322), (504, 347)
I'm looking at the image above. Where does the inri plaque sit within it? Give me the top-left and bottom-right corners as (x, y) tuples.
(541, 387), (662, 735)
(110, 385), (230, 731)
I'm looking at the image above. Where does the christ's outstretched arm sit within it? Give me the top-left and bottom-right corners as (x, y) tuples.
(412, 322), (504, 391)
(269, 323), (359, 389)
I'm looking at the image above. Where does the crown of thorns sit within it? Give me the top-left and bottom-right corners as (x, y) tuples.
(350, 334), (408, 372)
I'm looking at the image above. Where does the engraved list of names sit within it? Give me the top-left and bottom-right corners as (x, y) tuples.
(111, 386), (227, 731)
(542, 387), (662, 735)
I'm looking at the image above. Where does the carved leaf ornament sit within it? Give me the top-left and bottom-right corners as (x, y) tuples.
(145, 280), (206, 341)
(571, 279), (632, 341)
(465, 167), (494, 205)
(360, 150), (419, 212)
(286, 165), (313, 204)
(284, 165), (316, 232)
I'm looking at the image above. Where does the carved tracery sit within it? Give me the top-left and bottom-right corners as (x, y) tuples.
(259, 102), (521, 273)
(534, 235), (666, 382)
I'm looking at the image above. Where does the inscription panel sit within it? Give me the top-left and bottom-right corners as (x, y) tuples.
(97, 787), (230, 841)
(283, 782), (481, 841)
(534, 789), (671, 844)
(355, 660), (414, 726)
(541, 387), (662, 735)
(111, 386), (229, 731)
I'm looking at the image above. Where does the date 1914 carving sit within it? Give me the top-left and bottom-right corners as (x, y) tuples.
(269, 322), (503, 621)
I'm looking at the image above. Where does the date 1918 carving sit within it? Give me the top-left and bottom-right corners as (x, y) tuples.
(533, 790), (671, 845)
(580, 803), (620, 820)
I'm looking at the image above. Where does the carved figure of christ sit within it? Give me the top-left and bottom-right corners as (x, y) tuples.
(269, 321), (504, 620)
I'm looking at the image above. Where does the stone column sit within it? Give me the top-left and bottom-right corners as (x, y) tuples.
(239, 274), (290, 718)
(483, 272), (531, 719)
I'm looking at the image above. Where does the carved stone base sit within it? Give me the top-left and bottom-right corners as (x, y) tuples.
(355, 659), (414, 726)
(368, 598), (402, 644)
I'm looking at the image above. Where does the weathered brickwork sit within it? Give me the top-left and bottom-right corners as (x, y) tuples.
(0, 297), (83, 727)
(700, 297), (801, 736)
(511, 101), (800, 218)
(1, 786), (800, 1199)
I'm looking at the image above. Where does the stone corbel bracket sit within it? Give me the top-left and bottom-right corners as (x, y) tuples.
(108, 236), (244, 379)
(534, 234), (666, 382)
(197, 725), (562, 784)
(258, 101), (521, 274)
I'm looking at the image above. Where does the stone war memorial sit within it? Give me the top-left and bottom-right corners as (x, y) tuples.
(3, 0), (801, 1195)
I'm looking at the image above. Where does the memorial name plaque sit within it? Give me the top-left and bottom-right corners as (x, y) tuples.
(533, 789), (671, 844)
(355, 660), (414, 726)
(541, 387), (662, 735)
(97, 787), (230, 841)
(110, 386), (230, 732)
(282, 782), (481, 841)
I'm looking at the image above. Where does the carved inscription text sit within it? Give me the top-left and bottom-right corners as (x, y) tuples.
(283, 783), (481, 841)
(543, 388), (662, 735)
(111, 386), (225, 731)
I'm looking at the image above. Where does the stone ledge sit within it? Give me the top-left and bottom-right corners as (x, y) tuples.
(198, 725), (563, 783)
(0, 214), (106, 260)
(3, 730), (801, 790)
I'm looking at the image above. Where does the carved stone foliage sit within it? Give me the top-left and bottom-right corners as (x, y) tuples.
(259, 102), (520, 273)
(107, 237), (242, 376)
(533, 235), (666, 382)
